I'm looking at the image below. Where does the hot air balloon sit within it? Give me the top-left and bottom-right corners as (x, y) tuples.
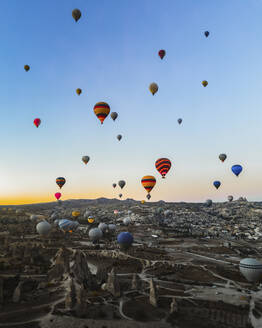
(72, 9), (81, 22)
(141, 200), (145, 204)
(55, 193), (61, 200)
(72, 211), (80, 218)
(219, 154), (227, 162)
(94, 102), (110, 124)
(108, 224), (116, 232)
(155, 158), (171, 179)
(98, 223), (108, 232)
(88, 216), (95, 224)
(24, 65), (30, 72)
(158, 49), (166, 60)
(119, 193), (123, 198)
(34, 118), (41, 128)
(206, 199), (212, 207)
(123, 217), (131, 226)
(141, 176), (156, 193)
(228, 195), (233, 202)
(76, 88), (82, 95)
(89, 228), (103, 242)
(56, 177), (66, 189)
(202, 80), (208, 87)
(204, 31), (209, 38)
(147, 194), (151, 200)
(213, 181), (221, 189)
(232, 165), (243, 177)
(36, 221), (51, 235)
(82, 156), (90, 164)
(118, 180), (126, 189)
(111, 112), (118, 121)
(117, 134), (122, 141)
(149, 83), (158, 95)
(177, 118), (182, 125)
(239, 258), (262, 282)
(112, 183), (117, 188)
(117, 232), (133, 250)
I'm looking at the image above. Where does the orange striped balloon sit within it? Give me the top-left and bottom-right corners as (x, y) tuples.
(155, 158), (171, 178)
(94, 102), (110, 124)
(141, 175), (156, 193)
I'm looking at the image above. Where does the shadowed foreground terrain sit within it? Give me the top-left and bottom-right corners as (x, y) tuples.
(1, 198), (262, 327)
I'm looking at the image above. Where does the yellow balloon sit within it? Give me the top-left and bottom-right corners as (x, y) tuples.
(72, 211), (80, 218)
(141, 200), (145, 204)
(76, 88), (82, 95)
(149, 82), (158, 95)
(202, 80), (208, 87)
(88, 217), (95, 223)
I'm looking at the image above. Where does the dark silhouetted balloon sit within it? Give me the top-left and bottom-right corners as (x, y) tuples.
(158, 49), (166, 59)
(24, 65), (30, 72)
(72, 9), (81, 22)
(204, 31), (209, 38)
(117, 232), (133, 250)
(213, 181), (221, 189)
(111, 112), (118, 121)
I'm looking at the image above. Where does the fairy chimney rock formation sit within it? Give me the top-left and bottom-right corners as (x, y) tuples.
(149, 278), (158, 307)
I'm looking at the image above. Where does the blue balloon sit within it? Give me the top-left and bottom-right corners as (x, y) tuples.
(231, 165), (243, 177)
(117, 232), (133, 249)
(213, 181), (221, 189)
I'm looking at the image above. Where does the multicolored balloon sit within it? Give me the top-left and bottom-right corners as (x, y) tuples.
(55, 192), (61, 200)
(76, 88), (82, 95)
(202, 80), (208, 87)
(94, 102), (110, 124)
(56, 177), (66, 189)
(158, 49), (166, 59)
(155, 158), (171, 179)
(213, 181), (221, 189)
(231, 165), (243, 177)
(141, 175), (156, 193)
(34, 118), (41, 128)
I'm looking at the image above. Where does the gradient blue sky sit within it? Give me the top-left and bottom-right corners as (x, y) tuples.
(0, 0), (262, 204)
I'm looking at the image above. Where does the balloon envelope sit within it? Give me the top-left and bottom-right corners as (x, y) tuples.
(24, 65), (30, 72)
(36, 221), (51, 235)
(94, 102), (110, 124)
(117, 134), (122, 141)
(213, 181), (221, 189)
(231, 165), (243, 177)
(206, 199), (212, 207)
(177, 118), (182, 124)
(204, 31), (209, 37)
(118, 180), (126, 189)
(112, 183), (116, 188)
(117, 232), (133, 249)
(56, 177), (66, 189)
(219, 154), (227, 162)
(158, 49), (166, 59)
(202, 80), (208, 87)
(76, 88), (82, 95)
(55, 193), (61, 200)
(149, 83), (158, 95)
(82, 156), (90, 164)
(141, 176), (156, 193)
(72, 9), (81, 22)
(228, 195), (233, 202)
(239, 258), (262, 282)
(34, 118), (41, 128)
(111, 112), (118, 121)
(89, 228), (103, 241)
(155, 158), (171, 178)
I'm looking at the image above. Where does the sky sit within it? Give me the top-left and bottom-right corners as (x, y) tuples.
(0, 0), (262, 205)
